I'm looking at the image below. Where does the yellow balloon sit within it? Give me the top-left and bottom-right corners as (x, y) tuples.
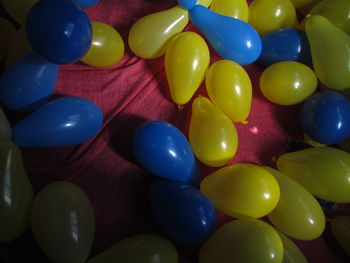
(305, 15), (350, 90)
(275, 229), (308, 263)
(81, 22), (124, 67)
(210, 0), (249, 22)
(248, 0), (297, 35)
(264, 167), (325, 240)
(128, 6), (189, 59)
(197, 0), (213, 7)
(1, 0), (38, 25)
(189, 96), (238, 167)
(5, 27), (32, 68)
(259, 62), (318, 105)
(277, 147), (350, 203)
(339, 136), (350, 153)
(165, 32), (209, 105)
(199, 218), (284, 263)
(206, 60), (252, 123)
(0, 17), (16, 62)
(200, 164), (280, 218)
(289, 0), (316, 8)
(297, 0), (322, 15)
(331, 216), (350, 257)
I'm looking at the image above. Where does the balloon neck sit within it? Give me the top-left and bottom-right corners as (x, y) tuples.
(241, 120), (248, 125)
(304, 134), (327, 148)
(178, 105), (184, 110)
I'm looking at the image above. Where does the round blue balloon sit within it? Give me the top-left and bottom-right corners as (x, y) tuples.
(177, 0), (196, 10)
(133, 121), (200, 186)
(190, 5), (261, 65)
(25, 0), (92, 64)
(300, 91), (350, 144)
(71, 0), (100, 8)
(258, 28), (312, 67)
(12, 97), (103, 147)
(150, 180), (216, 244)
(0, 52), (59, 112)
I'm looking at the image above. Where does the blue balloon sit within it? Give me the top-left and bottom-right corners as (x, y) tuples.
(133, 121), (200, 186)
(12, 97), (103, 147)
(177, 0), (196, 10)
(258, 29), (312, 67)
(300, 91), (350, 144)
(25, 0), (92, 64)
(149, 180), (216, 244)
(190, 5), (262, 65)
(71, 0), (100, 8)
(0, 52), (59, 112)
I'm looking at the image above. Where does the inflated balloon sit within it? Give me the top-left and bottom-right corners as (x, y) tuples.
(190, 5), (261, 65)
(258, 28), (311, 66)
(5, 27), (32, 68)
(0, 52), (59, 112)
(81, 21), (124, 67)
(25, 0), (92, 64)
(0, 17), (16, 62)
(200, 164), (280, 218)
(0, 141), (33, 243)
(199, 218), (283, 263)
(198, 0), (212, 6)
(300, 91), (350, 144)
(31, 182), (94, 263)
(1, 0), (38, 25)
(88, 234), (178, 263)
(149, 180), (216, 244)
(339, 136), (350, 153)
(71, 0), (100, 8)
(189, 96), (238, 167)
(331, 216), (350, 256)
(277, 147), (350, 203)
(305, 15), (350, 90)
(259, 61), (317, 105)
(210, 0), (249, 22)
(12, 97), (103, 147)
(0, 109), (11, 141)
(289, 0), (315, 8)
(165, 32), (209, 105)
(177, 0), (196, 10)
(264, 167), (325, 240)
(249, 0), (297, 35)
(128, 6), (189, 59)
(133, 121), (200, 185)
(206, 60), (252, 123)
(297, 0), (322, 15)
(275, 229), (308, 263)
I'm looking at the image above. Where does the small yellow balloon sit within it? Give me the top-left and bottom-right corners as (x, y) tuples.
(128, 6), (189, 59)
(197, 0), (212, 7)
(210, 0), (249, 22)
(165, 32), (209, 105)
(305, 15), (350, 90)
(200, 164), (280, 218)
(81, 21), (124, 67)
(248, 0), (297, 35)
(206, 60), (252, 123)
(189, 96), (238, 167)
(264, 167), (325, 240)
(331, 216), (350, 257)
(259, 62), (318, 105)
(5, 27), (32, 68)
(1, 0), (38, 25)
(289, 0), (316, 8)
(0, 17), (16, 62)
(275, 229), (308, 263)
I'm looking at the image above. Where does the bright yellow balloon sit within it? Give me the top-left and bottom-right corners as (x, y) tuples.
(210, 0), (249, 22)
(305, 15), (350, 90)
(277, 147), (350, 203)
(128, 6), (189, 59)
(165, 32), (209, 105)
(275, 229), (308, 263)
(1, 0), (38, 25)
(81, 22), (124, 67)
(197, 0), (212, 7)
(259, 62), (318, 105)
(200, 164), (280, 218)
(248, 0), (297, 35)
(289, 0), (316, 8)
(331, 216), (350, 257)
(0, 17), (16, 62)
(264, 167), (325, 240)
(189, 96), (238, 167)
(5, 27), (32, 68)
(199, 218), (284, 263)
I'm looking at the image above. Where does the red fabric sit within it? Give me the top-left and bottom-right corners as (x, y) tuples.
(1, 0), (350, 262)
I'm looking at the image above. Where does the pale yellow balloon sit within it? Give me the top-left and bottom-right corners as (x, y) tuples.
(210, 0), (249, 22)
(128, 6), (189, 59)
(5, 27), (32, 68)
(275, 229), (308, 263)
(197, 0), (213, 7)
(1, 0), (38, 25)
(0, 17), (16, 62)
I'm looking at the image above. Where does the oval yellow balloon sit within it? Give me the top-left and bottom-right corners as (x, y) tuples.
(81, 21), (124, 67)
(275, 229), (308, 263)
(206, 60), (252, 123)
(289, 0), (315, 8)
(297, 0), (322, 15)
(199, 218), (284, 263)
(0, 17), (16, 62)
(197, 0), (212, 7)
(264, 167), (325, 240)
(210, 0), (249, 22)
(1, 0), (38, 25)
(5, 27), (32, 68)
(200, 164), (280, 218)
(165, 32), (209, 105)
(277, 147), (350, 203)
(331, 216), (350, 257)
(189, 96), (238, 167)
(259, 62), (318, 105)
(128, 6), (189, 59)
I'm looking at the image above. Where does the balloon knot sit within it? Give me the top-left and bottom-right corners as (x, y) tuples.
(178, 105), (184, 110)
(241, 120), (248, 125)
(271, 156), (277, 163)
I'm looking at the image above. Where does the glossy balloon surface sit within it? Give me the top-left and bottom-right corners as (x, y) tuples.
(5, 27), (32, 68)
(275, 229), (308, 263)
(0, 17), (16, 62)
(210, 0), (249, 22)
(0, 108), (12, 141)
(1, 0), (38, 25)
(133, 121), (200, 185)
(277, 147), (350, 203)
(331, 216), (350, 256)
(72, 0), (100, 8)
(12, 97), (103, 147)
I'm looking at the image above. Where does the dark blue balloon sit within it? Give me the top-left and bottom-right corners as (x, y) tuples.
(25, 0), (92, 64)
(258, 29), (312, 67)
(149, 180), (216, 244)
(190, 5), (261, 65)
(0, 52), (59, 112)
(177, 0), (196, 10)
(12, 97), (103, 147)
(133, 121), (200, 186)
(71, 0), (100, 8)
(300, 91), (350, 144)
